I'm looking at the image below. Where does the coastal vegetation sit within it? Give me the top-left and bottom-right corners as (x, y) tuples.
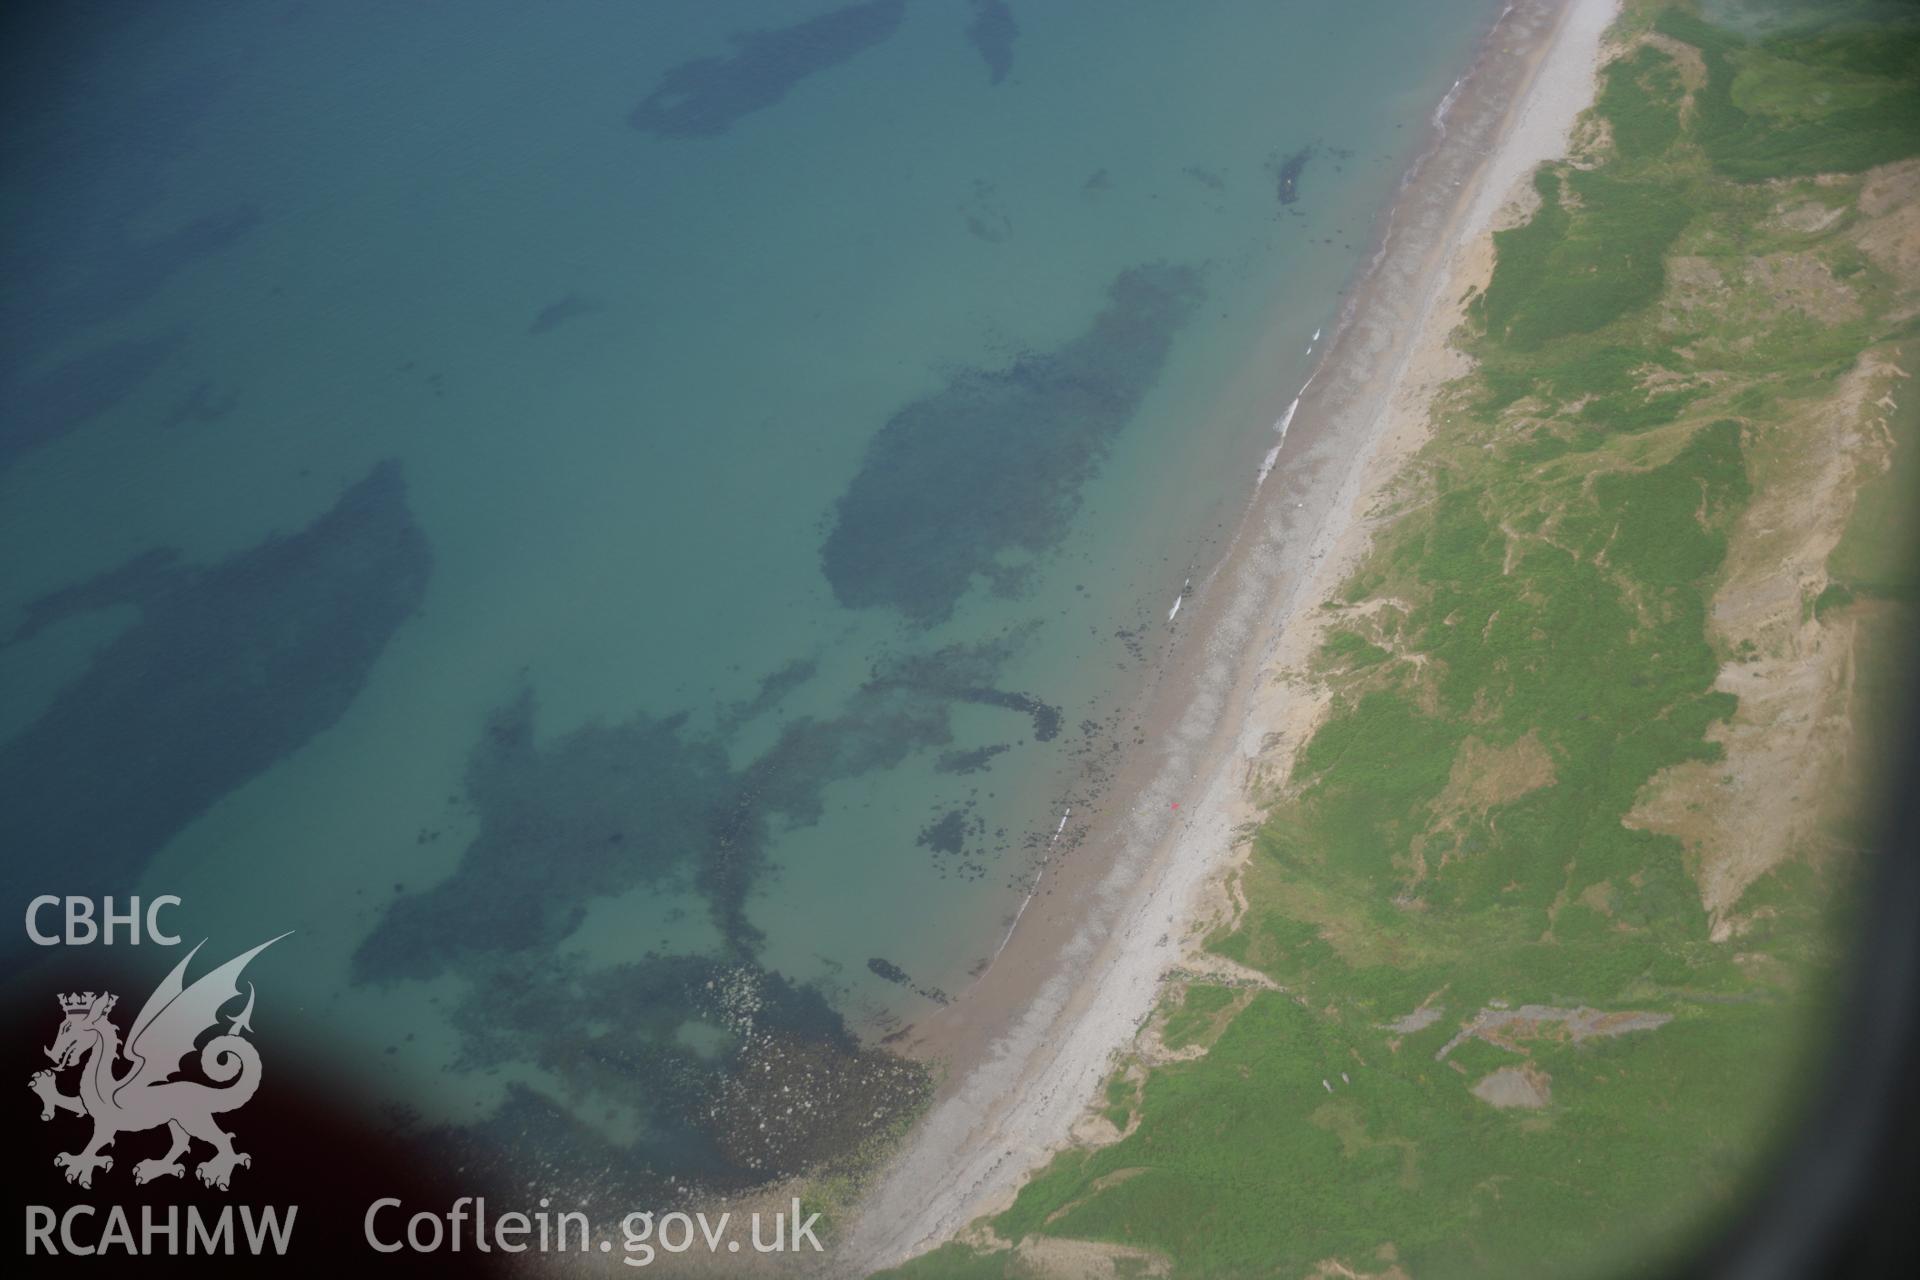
(883, 1), (1919, 1274)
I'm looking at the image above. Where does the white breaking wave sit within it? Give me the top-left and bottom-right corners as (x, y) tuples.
(994, 878), (1039, 960)
(1432, 76), (1465, 135)
(1273, 397), (1300, 437)
(1255, 443), (1282, 488)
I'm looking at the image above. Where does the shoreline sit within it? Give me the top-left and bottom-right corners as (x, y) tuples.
(844, 0), (1622, 1271)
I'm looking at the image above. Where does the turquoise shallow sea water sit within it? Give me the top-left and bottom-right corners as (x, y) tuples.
(2, 0), (1496, 1194)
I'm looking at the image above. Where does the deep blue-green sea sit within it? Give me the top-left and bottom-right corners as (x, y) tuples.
(2, 0), (1496, 1195)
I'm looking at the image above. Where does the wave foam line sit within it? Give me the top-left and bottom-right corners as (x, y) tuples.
(1273, 397), (1300, 437)
(1432, 77), (1464, 135)
(1255, 443), (1282, 488)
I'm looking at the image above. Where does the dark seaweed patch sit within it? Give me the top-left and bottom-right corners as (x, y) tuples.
(867, 635), (1062, 741)
(961, 178), (1013, 243)
(916, 794), (992, 884)
(966, 0), (1019, 85)
(705, 1012), (929, 1177)
(1183, 164), (1227, 192)
(2, 332), (184, 468)
(1272, 144), (1316, 206)
(820, 263), (1204, 624)
(917, 808), (971, 855)
(160, 378), (237, 430)
(868, 956), (910, 985)
(867, 957), (950, 1006)
(356, 634), (1049, 980)
(628, 0), (906, 139)
(402, 953), (930, 1198)
(350, 694), (736, 983)
(717, 656), (817, 734)
(527, 293), (604, 335)
(2, 206), (260, 373)
(967, 688), (1059, 740)
(4, 549), (179, 647)
(708, 639), (1051, 941)
(79, 204), (261, 312)
(0, 462), (431, 937)
(935, 743), (1010, 774)
(414, 954), (928, 1197)
(0, 43), (255, 361)
(351, 675), (962, 1188)
(349, 630), (1054, 1191)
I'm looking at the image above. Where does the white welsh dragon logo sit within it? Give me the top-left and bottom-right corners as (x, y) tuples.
(28, 935), (287, 1190)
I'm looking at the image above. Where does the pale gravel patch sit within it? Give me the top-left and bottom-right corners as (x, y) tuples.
(1473, 1066), (1553, 1109)
(1435, 1004), (1673, 1062)
(1384, 1006), (1445, 1036)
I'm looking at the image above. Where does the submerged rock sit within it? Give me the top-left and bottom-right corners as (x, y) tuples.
(966, 0), (1019, 85)
(821, 264), (1204, 624)
(0, 461), (430, 930)
(629, 0), (906, 139)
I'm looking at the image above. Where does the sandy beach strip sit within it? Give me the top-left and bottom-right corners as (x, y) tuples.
(843, 0), (1622, 1270)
